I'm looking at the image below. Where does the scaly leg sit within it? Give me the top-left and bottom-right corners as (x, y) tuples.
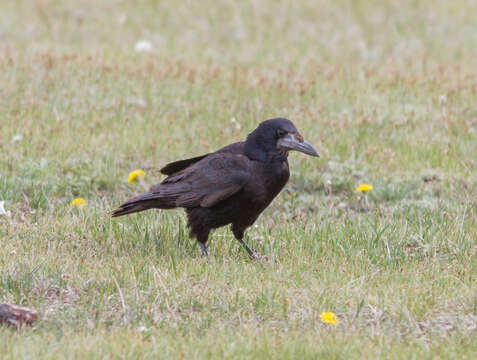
(198, 242), (209, 257)
(232, 226), (258, 259)
(192, 226), (210, 258)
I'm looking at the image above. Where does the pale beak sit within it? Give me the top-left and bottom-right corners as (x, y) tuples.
(277, 133), (320, 157)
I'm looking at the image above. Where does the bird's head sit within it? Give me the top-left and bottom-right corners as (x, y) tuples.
(245, 118), (320, 162)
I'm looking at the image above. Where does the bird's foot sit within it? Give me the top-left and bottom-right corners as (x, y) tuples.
(199, 242), (209, 257)
(250, 251), (269, 262)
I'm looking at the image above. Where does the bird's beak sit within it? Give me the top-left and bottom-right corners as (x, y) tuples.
(277, 133), (320, 157)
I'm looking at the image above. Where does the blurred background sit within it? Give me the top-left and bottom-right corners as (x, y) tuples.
(2, 0), (477, 67)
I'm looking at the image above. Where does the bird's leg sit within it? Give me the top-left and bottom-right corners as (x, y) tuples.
(193, 227), (210, 258)
(237, 238), (256, 259)
(198, 242), (209, 257)
(232, 227), (258, 259)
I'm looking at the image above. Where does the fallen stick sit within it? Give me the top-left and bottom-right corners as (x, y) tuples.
(0, 303), (37, 327)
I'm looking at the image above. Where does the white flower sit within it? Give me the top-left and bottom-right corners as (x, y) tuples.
(0, 201), (11, 217)
(337, 202), (348, 209)
(118, 14), (127, 25)
(438, 94), (447, 105)
(127, 97), (147, 108)
(134, 40), (153, 53)
(230, 117), (241, 130)
(11, 134), (22, 143)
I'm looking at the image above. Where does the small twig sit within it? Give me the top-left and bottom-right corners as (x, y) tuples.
(112, 276), (127, 314)
(0, 303), (37, 328)
(326, 180), (334, 216)
(364, 194), (370, 211)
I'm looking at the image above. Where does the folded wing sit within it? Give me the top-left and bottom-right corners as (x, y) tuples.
(160, 154), (210, 175)
(112, 153), (251, 217)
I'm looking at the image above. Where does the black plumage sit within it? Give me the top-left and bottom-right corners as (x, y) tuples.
(112, 118), (319, 258)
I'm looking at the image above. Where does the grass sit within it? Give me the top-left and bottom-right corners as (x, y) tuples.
(1, 0), (476, 358)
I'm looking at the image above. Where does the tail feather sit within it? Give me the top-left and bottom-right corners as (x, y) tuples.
(111, 202), (153, 217)
(111, 192), (176, 217)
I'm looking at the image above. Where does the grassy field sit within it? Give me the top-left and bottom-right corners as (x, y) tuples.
(1, 0), (476, 358)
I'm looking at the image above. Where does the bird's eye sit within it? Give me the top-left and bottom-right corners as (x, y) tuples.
(276, 129), (287, 138)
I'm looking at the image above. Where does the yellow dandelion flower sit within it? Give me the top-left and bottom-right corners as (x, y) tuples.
(355, 184), (373, 193)
(70, 198), (86, 208)
(127, 169), (146, 184)
(320, 311), (338, 325)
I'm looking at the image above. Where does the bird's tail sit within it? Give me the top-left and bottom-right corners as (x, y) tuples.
(111, 191), (176, 217)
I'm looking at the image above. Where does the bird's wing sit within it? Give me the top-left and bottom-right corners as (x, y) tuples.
(150, 153), (251, 208)
(159, 142), (246, 175)
(160, 154), (210, 175)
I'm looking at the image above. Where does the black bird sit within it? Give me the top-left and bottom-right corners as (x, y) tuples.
(112, 118), (319, 258)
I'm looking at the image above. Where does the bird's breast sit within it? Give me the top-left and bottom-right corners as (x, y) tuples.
(247, 160), (290, 204)
(270, 161), (290, 190)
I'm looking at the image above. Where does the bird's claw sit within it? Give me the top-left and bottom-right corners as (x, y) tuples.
(250, 252), (269, 262)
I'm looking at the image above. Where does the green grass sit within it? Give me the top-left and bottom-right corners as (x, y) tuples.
(1, 0), (476, 358)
